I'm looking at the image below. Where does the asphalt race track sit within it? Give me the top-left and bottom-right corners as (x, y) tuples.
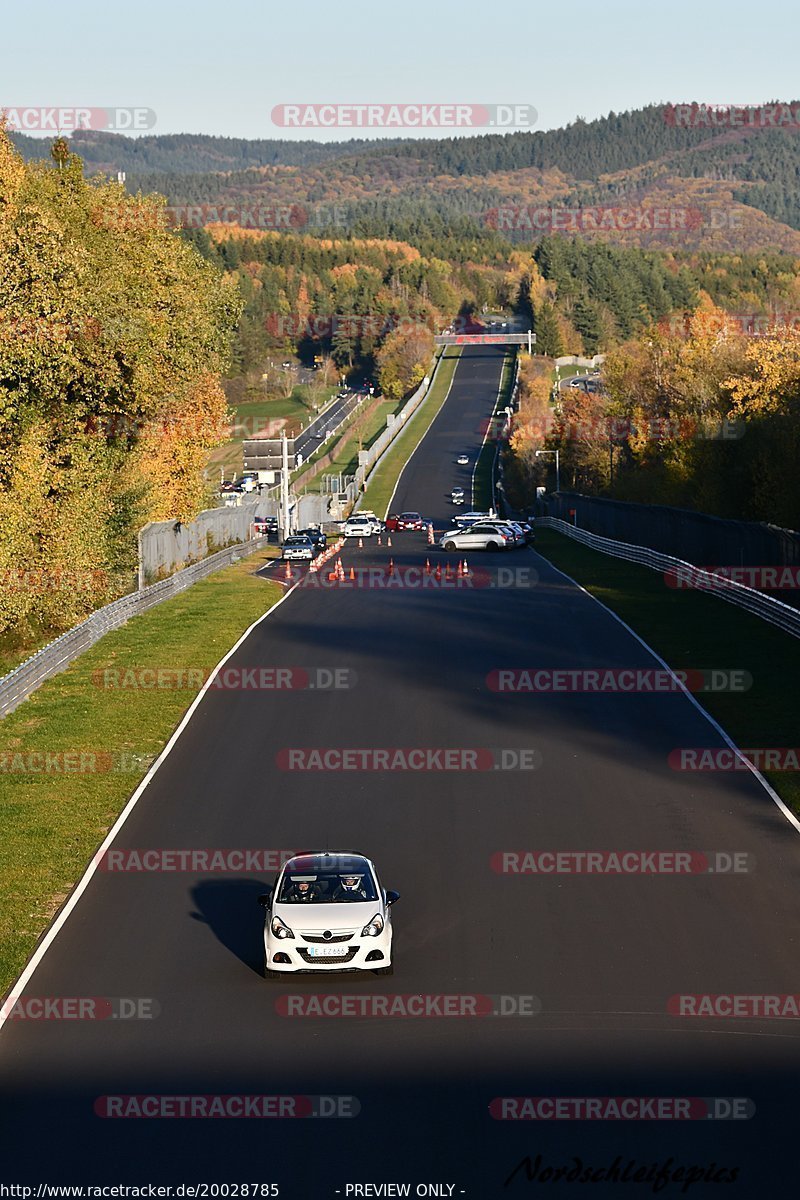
(3, 348), (800, 1196)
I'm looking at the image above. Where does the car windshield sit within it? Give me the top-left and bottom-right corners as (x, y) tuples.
(401, 513), (420, 520)
(285, 537), (310, 546)
(277, 871), (378, 903)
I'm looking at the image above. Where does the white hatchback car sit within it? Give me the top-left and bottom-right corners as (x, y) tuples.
(260, 852), (399, 976)
(343, 516), (374, 538)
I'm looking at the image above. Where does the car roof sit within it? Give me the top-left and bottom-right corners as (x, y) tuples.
(282, 852), (372, 874)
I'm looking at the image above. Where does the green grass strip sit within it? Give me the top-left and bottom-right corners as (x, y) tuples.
(361, 348), (461, 518)
(534, 525), (800, 815)
(0, 550), (285, 995)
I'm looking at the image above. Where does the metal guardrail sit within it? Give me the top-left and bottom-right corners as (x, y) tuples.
(0, 537), (266, 720)
(537, 517), (800, 640)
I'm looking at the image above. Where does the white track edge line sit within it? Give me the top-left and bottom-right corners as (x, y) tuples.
(470, 350), (508, 510)
(537, 551), (800, 836)
(0, 576), (302, 1034)
(382, 358), (458, 521)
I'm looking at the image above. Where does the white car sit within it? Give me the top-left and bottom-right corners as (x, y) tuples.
(260, 852), (399, 976)
(439, 523), (514, 552)
(343, 516), (374, 537)
(456, 454), (469, 466)
(358, 511), (384, 534)
(454, 511), (493, 528)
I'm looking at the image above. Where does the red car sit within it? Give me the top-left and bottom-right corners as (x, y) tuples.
(396, 512), (425, 531)
(385, 514), (400, 531)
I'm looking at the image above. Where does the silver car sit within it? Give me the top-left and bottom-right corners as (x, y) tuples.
(282, 536), (316, 561)
(439, 523), (514, 552)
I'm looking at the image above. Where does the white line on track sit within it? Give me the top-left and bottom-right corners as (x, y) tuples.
(535, 549), (800, 837)
(0, 577), (303, 1035)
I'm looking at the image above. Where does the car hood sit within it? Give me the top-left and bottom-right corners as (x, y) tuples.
(272, 900), (380, 932)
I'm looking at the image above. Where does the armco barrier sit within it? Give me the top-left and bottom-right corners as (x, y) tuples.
(537, 517), (800, 640)
(0, 537), (266, 719)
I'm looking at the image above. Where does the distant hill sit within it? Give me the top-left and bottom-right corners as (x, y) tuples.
(10, 104), (800, 252)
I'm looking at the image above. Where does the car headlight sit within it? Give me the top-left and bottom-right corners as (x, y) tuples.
(361, 913), (384, 937)
(270, 915), (295, 940)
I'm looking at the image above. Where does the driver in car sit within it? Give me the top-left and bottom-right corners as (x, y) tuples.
(332, 874), (368, 900)
(285, 878), (321, 903)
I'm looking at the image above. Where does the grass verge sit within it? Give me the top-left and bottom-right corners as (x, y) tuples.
(473, 351), (514, 510)
(534, 526), (800, 815)
(0, 549), (284, 996)
(361, 348), (460, 518)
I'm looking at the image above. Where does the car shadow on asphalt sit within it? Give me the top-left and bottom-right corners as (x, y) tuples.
(190, 877), (267, 976)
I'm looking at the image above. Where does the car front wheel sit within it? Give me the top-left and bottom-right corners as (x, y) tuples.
(486, 541), (499, 551)
(444, 541), (457, 552)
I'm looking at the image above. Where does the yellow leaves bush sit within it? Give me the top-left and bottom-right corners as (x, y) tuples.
(0, 129), (242, 645)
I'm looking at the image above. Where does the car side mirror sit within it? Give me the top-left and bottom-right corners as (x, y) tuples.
(258, 890), (272, 907)
(385, 890), (400, 905)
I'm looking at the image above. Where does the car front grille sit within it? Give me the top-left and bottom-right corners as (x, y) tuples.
(302, 932), (353, 944)
(297, 947), (358, 964)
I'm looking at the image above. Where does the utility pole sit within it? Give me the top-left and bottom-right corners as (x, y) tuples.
(281, 431), (291, 536)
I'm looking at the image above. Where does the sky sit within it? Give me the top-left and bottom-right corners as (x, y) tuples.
(3, 0), (799, 141)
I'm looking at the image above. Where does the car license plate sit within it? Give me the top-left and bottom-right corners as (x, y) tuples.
(307, 944), (345, 957)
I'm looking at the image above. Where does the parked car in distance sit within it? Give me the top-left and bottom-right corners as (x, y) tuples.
(454, 511), (493, 528)
(456, 454), (470, 466)
(281, 536), (317, 561)
(343, 516), (374, 538)
(396, 512), (425, 531)
(439, 523), (514, 552)
(219, 481), (244, 494)
(298, 526), (327, 549)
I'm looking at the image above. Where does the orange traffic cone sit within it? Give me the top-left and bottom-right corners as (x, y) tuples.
(388, 558), (395, 576)
(284, 561), (293, 580)
(349, 566), (356, 581)
(387, 535), (392, 547)
(358, 538), (363, 549)
(309, 558), (318, 573)
(445, 562), (454, 581)
(377, 535), (382, 546)
(427, 524), (434, 545)
(435, 563), (442, 581)
(456, 560), (463, 577)
(424, 558), (431, 576)
(327, 570), (337, 581)
(462, 559), (469, 577)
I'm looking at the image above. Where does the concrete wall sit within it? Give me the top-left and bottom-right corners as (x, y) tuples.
(138, 500), (263, 585)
